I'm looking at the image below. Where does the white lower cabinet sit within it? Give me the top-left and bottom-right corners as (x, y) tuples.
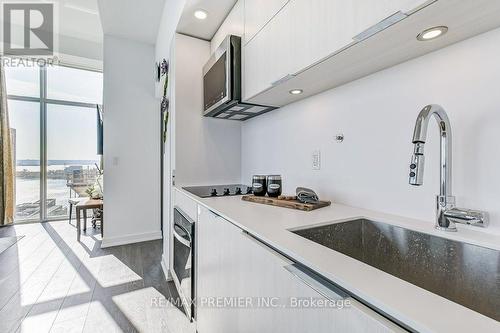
(197, 206), (243, 332)
(197, 206), (405, 333)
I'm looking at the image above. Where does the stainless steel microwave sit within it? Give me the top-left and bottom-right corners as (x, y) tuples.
(202, 35), (276, 121)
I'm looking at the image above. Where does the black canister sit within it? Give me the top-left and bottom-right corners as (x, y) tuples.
(266, 175), (282, 197)
(252, 175), (267, 196)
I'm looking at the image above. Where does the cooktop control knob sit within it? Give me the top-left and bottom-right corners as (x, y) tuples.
(210, 188), (218, 196)
(223, 188), (230, 196)
(235, 187), (242, 195)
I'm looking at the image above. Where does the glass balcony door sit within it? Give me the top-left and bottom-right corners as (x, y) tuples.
(8, 100), (41, 221)
(46, 104), (99, 219)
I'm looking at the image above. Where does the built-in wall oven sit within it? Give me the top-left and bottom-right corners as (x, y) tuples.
(172, 207), (195, 320)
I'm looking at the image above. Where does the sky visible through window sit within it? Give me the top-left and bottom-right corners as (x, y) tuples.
(6, 65), (103, 161)
(6, 64), (103, 220)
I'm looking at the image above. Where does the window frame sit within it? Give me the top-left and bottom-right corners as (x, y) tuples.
(7, 64), (102, 222)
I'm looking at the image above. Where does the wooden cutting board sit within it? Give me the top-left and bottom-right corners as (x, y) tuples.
(241, 195), (331, 211)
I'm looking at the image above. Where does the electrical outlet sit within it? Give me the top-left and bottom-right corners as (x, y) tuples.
(312, 150), (321, 170)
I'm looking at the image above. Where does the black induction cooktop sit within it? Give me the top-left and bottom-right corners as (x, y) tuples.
(183, 184), (252, 198)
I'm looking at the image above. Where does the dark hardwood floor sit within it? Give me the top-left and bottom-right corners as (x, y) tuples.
(0, 221), (194, 333)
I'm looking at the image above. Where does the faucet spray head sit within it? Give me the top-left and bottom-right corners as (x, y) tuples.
(409, 142), (425, 186)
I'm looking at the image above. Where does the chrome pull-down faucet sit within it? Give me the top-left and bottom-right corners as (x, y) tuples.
(409, 104), (488, 231)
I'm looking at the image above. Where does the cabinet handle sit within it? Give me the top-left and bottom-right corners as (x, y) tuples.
(286, 264), (407, 331)
(241, 231), (292, 264)
(284, 264), (348, 301)
(271, 74), (296, 87)
(353, 11), (407, 42)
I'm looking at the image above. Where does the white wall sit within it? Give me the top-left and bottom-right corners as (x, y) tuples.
(173, 33), (242, 186)
(155, 0), (186, 60)
(102, 35), (161, 247)
(155, 0), (186, 99)
(156, 29), (243, 272)
(153, 0), (188, 275)
(242, 27), (500, 234)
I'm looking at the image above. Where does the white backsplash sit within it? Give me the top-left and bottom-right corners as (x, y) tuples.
(242, 27), (500, 234)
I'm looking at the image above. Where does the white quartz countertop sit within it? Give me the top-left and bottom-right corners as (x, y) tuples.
(175, 186), (500, 332)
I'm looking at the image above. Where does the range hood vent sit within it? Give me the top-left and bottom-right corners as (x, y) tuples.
(203, 35), (277, 121)
(207, 101), (277, 121)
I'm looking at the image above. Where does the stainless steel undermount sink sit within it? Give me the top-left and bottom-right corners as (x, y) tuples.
(291, 219), (500, 322)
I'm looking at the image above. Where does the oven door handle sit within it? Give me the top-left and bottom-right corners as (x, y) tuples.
(173, 224), (191, 247)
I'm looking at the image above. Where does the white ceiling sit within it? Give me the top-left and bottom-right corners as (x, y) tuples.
(2, 0), (103, 43)
(177, 0), (237, 40)
(59, 0), (102, 42)
(97, 0), (166, 44)
(2, 0), (235, 52)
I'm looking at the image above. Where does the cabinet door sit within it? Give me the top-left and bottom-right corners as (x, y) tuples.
(195, 207), (234, 333)
(351, 0), (429, 39)
(290, 0), (357, 73)
(197, 211), (404, 332)
(196, 206), (217, 332)
(288, 0), (430, 75)
(244, 0), (290, 44)
(236, 233), (404, 333)
(243, 0), (429, 102)
(244, 0), (352, 101)
(197, 207), (244, 332)
(243, 2), (295, 100)
(234, 232), (335, 333)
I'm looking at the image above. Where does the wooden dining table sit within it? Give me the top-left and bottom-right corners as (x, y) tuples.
(76, 199), (103, 241)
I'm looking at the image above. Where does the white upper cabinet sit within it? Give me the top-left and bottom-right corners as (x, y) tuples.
(242, 0), (432, 102)
(243, 1), (295, 100)
(243, 0), (290, 44)
(351, 0), (429, 39)
(211, 0), (244, 53)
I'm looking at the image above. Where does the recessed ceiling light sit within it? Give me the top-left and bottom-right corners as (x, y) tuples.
(289, 89), (303, 95)
(417, 26), (448, 41)
(194, 9), (208, 20)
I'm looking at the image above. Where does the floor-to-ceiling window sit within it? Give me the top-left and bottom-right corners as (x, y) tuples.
(5, 64), (103, 222)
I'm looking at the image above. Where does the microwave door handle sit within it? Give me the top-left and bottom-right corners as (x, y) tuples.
(173, 224), (191, 247)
